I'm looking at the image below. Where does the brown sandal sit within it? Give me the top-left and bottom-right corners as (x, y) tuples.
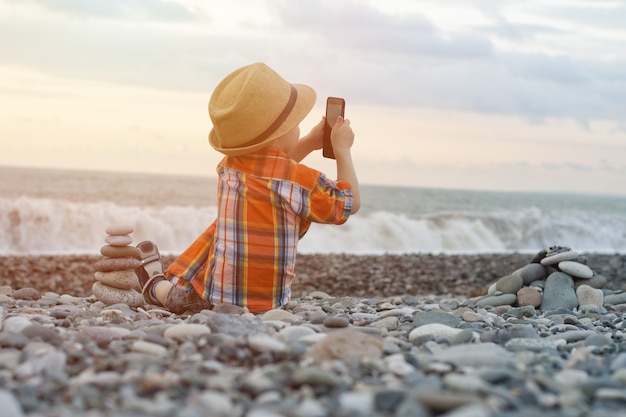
(135, 241), (165, 306)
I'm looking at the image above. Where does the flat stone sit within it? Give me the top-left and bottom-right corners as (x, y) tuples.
(100, 245), (141, 259)
(92, 282), (144, 308)
(433, 343), (514, 367)
(323, 315), (350, 328)
(540, 272), (577, 312)
(105, 224), (135, 235)
(260, 309), (301, 323)
(605, 292), (626, 306)
(513, 263), (547, 285)
(94, 270), (140, 290)
(94, 257), (142, 272)
(104, 234), (133, 247)
(277, 326), (316, 343)
(540, 249), (578, 266)
(163, 324), (211, 341)
(475, 293), (517, 308)
(131, 340), (168, 356)
(413, 311), (461, 328)
(305, 329), (383, 364)
(248, 334), (286, 354)
(496, 274), (524, 294)
(409, 323), (465, 342)
(558, 261), (593, 279)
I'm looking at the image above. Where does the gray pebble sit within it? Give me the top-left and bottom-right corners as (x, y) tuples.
(540, 272), (578, 312)
(322, 315), (350, 328)
(413, 311), (461, 328)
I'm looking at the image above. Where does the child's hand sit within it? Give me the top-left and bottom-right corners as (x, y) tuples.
(305, 117), (325, 150)
(330, 116), (354, 155)
(288, 117), (325, 162)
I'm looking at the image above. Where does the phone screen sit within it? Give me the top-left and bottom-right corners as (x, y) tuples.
(326, 102), (344, 129)
(323, 97), (345, 159)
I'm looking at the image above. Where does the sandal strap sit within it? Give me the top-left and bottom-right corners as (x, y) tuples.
(141, 253), (161, 265)
(141, 274), (165, 307)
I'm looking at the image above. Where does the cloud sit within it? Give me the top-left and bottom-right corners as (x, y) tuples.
(1, 0), (625, 128)
(271, 0), (492, 59)
(540, 0), (626, 31)
(8, 0), (202, 21)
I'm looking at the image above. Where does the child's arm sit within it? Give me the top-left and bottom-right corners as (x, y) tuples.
(331, 116), (360, 214)
(289, 118), (325, 162)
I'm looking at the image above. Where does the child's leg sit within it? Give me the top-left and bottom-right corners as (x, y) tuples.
(164, 220), (217, 280)
(154, 280), (173, 303)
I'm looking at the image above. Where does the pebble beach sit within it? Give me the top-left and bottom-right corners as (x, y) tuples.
(2, 251), (626, 417)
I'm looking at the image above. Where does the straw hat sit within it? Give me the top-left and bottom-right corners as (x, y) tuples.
(208, 63), (316, 155)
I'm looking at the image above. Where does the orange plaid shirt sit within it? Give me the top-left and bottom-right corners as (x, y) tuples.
(165, 147), (353, 313)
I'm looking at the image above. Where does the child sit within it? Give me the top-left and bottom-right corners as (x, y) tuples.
(135, 62), (360, 314)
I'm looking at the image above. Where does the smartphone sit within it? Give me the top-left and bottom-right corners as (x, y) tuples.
(323, 97), (345, 159)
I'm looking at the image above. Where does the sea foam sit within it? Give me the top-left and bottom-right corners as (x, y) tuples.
(1, 196), (624, 256)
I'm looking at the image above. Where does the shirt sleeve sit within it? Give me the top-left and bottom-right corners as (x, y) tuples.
(305, 173), (353, 225)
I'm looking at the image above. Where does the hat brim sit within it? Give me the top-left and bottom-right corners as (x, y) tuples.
(209, 83), (316, 156)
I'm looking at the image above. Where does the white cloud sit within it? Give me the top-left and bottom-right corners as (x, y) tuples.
(1, 0), (624, 127)
(1, 0), (626, 195)
(7, 0), (203, 21)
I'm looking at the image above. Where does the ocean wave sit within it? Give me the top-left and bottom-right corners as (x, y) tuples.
(1, 196), (624, 255)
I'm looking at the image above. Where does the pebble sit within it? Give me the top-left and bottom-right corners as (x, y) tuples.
(104, 234), (133, 247)
(413, 311), (461, 328)
(496, 274), (524, 294)
(304, 329), (383, 363)
(409, 323), (465, 341)
(11, 287), (41, 301)
(540, 248), (578, 265)
(513, 263), (547, 285)
(260, 309), (301, 323)
(322, 315), (350, 328)
(540, 272), (578, 312)
(100, 244), (141, 259)
(91, 282), (144, 308)
(0, 390), (24, 417)
(1, 244), (625, 416)
(163, 323), (211, 341)
(0, 286), (625, 416)
(94, 257), (142, 272)
(559, 260), (594, 279)
(475, 293), (517, 308)
(576, 285), (604, 309)
(94, 270), (140, 290)
(517, 286), (542, 307)
(105, 224), (135, 235)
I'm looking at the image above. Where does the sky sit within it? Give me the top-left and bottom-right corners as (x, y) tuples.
(0, 0), (625, 196)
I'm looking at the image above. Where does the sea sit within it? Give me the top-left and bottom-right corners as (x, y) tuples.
(1, 165), (625, 256)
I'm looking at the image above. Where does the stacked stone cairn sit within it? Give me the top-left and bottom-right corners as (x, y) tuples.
(477, 245), (623, 313)
(92, 224), (145, 308)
